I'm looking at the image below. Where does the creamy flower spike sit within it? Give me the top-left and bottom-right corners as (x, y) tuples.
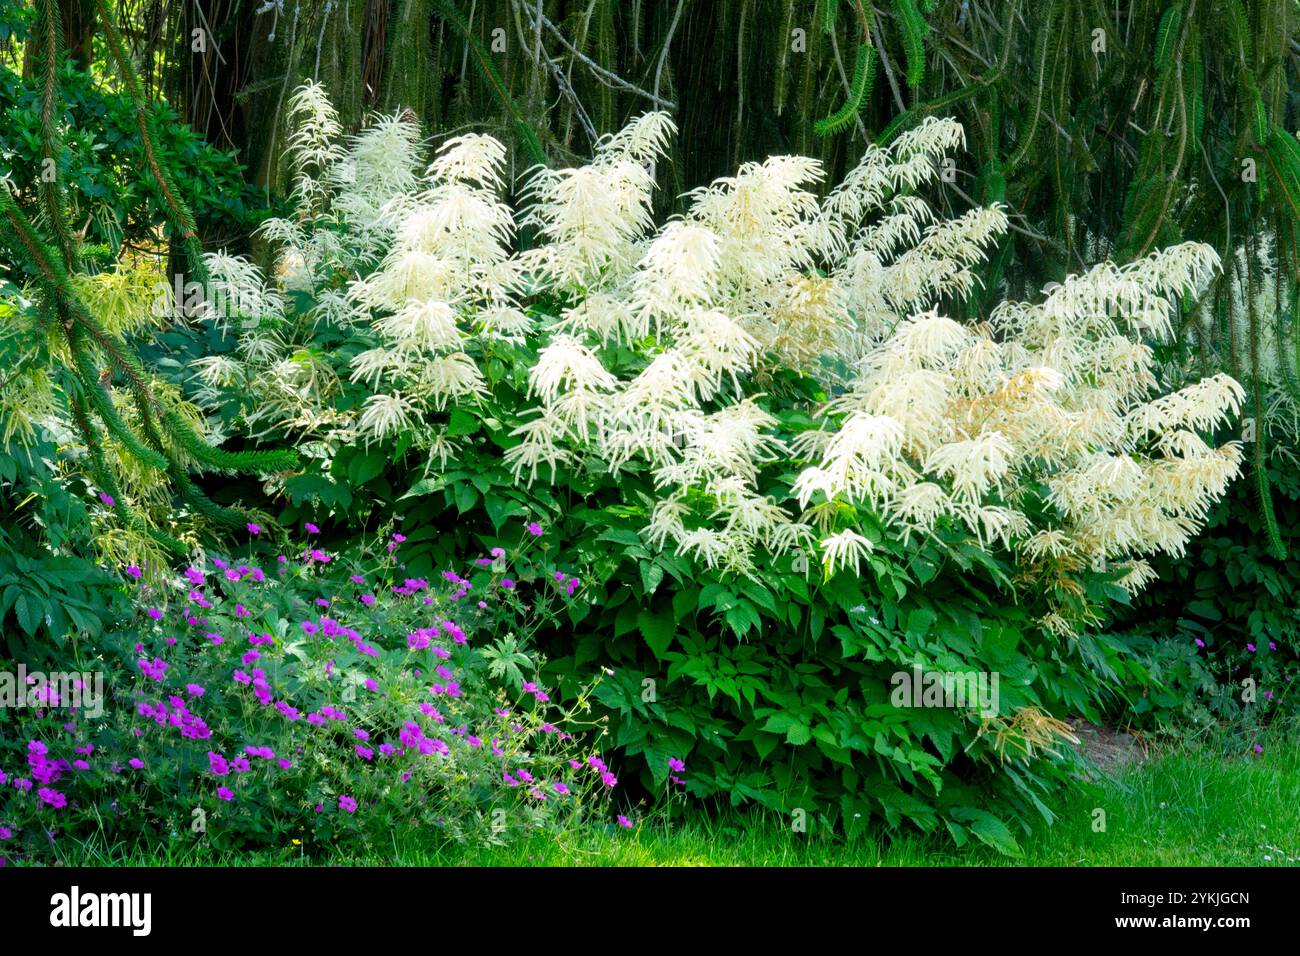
(211, 88), (1244, 624)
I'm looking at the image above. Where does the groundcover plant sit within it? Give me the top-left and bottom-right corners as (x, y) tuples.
(0, 524), (626, 863)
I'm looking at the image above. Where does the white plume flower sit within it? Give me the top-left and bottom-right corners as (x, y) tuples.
(200, 88), (1244, 604)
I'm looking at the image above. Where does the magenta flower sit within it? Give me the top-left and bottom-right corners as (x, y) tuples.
(99, 491), (115, 506)
(137, 657), (168, 681)
(217, 786), (234, 801)
(668, 757), (686, 773)
(125, 564), (143, 579)
(146, 607), (163, 621)
(338, 795), (358, 813)
(129, 758), (144, 770)
(305, 522), (320, 534)
(247, 523), (261, 535)
(274, 701), (301, 721)
(525, 521), (544, 536)
(617, 815), (633, 828)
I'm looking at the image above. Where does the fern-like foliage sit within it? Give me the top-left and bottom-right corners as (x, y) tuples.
(893, 0), (927, 88)
(814, 42), (877, 137)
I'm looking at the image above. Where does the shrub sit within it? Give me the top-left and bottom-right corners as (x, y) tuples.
(90, 86), (1245, 849)
(0, 524), (620, 864)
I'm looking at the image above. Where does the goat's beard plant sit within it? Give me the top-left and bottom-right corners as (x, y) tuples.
(0, 526), (615, 864)
(198, 82), (1243, 642)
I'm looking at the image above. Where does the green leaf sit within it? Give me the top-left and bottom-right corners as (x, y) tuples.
(447, 408), (480, 436)
(348, 450), (386, 486)
(724, 602), (760, 637)
(953, 808), (1022, 856)
(639, 560), (665, 594)
(596, 528), (642, 547)
(15, 594), (42, 635)
(785, 722), (812, 746)
(637, 607), (676, 659)
(453, 481), (479, 514)
(401, 476), (445, 499)
(484, 494), (523, 530)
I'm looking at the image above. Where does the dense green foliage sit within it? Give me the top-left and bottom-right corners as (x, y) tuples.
(0, 3), (258, 256)
(0, 424), (126, 662)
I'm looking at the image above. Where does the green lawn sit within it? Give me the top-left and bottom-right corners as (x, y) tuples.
(67, 733), (1300, 867)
